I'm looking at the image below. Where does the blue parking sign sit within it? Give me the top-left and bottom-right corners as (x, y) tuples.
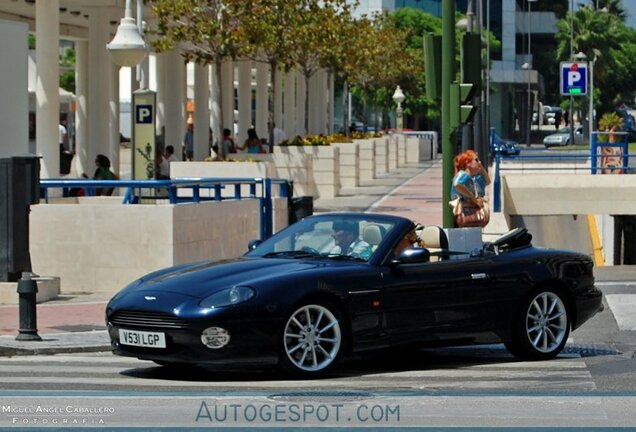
(560, 62), (587, 96)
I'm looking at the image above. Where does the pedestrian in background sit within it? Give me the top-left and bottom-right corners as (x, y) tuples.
(82, 154), (117, 196)
(238, 127), (263, 154)
(183, 118), (194, 160)
(449, 150), (491, 227)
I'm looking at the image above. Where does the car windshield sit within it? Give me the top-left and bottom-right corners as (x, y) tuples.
(556, 128), (570, 134)
(245, 215), (398, 262)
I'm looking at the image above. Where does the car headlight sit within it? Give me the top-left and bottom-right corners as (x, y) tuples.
(200, 286), (255, 308)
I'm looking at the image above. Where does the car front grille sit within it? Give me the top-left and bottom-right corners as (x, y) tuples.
(109, 310), (188, 329)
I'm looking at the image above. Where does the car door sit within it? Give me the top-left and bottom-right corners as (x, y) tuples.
(381, 255), (498, 344)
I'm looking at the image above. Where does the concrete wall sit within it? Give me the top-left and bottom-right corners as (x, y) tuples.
(29, 198), (285, 295)
(502, 174), (636, 215)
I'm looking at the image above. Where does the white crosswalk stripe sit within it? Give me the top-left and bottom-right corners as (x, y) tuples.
(0, 346), (597, 392)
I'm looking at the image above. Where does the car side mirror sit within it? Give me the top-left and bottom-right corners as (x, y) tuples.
(248, 239), (262, 251)
(391, 248), (431, 264)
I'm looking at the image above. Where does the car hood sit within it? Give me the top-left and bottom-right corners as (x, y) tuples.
(124, 257), (336, 299)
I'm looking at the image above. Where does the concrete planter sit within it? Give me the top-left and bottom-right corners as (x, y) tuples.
(170, 161), (275, 199)
(358, 140), (376, 182)
(275, 146), (340, 198)
(332, 142), (359, 188)
(29, 198), (288, 296)
(375, 139), (389, 176)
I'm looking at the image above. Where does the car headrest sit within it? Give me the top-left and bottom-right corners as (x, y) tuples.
(420, 225), (448, 249)
(362, 224), (383, 246)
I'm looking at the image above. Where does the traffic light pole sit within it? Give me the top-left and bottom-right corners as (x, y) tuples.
(442, 0), (455, 228)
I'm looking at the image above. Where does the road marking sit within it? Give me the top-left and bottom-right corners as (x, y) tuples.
(605, 294), (636, 330)
(0, 348), (596, 392)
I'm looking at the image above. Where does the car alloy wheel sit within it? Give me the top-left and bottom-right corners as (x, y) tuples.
(505, 289), (570, 360)
(281, 302), (344, 375)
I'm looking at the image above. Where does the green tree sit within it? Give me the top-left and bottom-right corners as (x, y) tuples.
(60, 46), (75, 93)
(239, 0), (301, 143)
(150, 0), (251, 159)
(287, 0), (354, 134)
(556, 2), (636, 120)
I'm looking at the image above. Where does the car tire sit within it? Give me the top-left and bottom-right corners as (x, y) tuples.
(279, 301), (346, 377)
(504, 288), (570, 360)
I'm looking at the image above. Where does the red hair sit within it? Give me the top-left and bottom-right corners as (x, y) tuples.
(454, 150), (478, 174)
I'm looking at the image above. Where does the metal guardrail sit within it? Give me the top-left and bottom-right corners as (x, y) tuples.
(39, 177), (292, 240)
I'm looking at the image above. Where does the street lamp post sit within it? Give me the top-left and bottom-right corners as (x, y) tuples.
(393, 86), (405, 133)
(573, 51), (593, 142)
(107, 0), (154, 181)
(526, 0), (537, 146)
(106, 0), (147, 68)
(522, 62), (531, 147)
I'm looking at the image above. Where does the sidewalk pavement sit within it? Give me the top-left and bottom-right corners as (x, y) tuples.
(0, 159), (633, 357)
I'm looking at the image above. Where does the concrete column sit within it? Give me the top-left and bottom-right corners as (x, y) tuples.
(193, 62), (210, 160)
(109, 62), (120, 175)
(237, 59), (252, 145)
(163, 50), (186, 156)
(155, 53), (167, 132)
(296, 69), (306, 136)
(307, 73), (317, 135)
(502, 0), (516, 64)
(255, 61), (268, 139)
(210, 62), (221, 146)
(221, 60), (234, 134)
(87, 7), (111, 167)
(328, 71), (335, 134)
(74, 40), (88, 177)
(318, 69), (328, 135)
(274, 67), (283, 131)
(0, 21), (28, 158)
(35, 0), (59, 179)
(284, 70), (295, 138)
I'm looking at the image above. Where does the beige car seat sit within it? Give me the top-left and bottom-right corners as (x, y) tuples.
(420, 225), (448, 261)
(362, 223), (384, 251)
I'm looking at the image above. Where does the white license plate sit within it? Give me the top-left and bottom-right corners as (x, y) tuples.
(119, 329), (166, 348)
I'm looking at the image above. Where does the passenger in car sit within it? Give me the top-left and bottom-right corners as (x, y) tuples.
(330, 221), (372, 260)
(393, 229), (418, 257)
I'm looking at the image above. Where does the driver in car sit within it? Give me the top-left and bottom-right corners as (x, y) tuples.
(330, 221), (372, 260)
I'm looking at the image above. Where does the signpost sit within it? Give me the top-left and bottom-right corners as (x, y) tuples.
(560, 62), (588, 96)
(132, 89), (156, 180)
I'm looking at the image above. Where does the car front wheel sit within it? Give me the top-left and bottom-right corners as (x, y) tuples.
(505, 289), (570, 360)
(279, 302), (345, 376)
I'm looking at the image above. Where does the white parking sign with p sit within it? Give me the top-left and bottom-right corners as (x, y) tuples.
(560, 62), (587, 96)
(136, 105), (153, 124)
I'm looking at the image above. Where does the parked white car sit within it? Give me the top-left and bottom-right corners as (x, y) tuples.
(543, 125), (585, 148)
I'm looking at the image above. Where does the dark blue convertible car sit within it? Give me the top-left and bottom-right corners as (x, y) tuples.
(106, 213), (603, 377)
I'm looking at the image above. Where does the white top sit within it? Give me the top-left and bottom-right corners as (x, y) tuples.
(58, 124), (67, 146)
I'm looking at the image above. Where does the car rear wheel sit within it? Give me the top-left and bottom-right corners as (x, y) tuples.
(279, 302), (345, 376)
(505, 289), (570, 360)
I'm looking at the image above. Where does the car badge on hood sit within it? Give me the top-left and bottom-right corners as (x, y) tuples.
(144, 296), (157, 301)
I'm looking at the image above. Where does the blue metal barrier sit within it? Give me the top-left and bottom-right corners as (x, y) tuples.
(39, 177), (292, 240)
(590, 131), (629, 174)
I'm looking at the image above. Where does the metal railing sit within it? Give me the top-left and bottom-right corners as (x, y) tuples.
(39, 177), (292, 240)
